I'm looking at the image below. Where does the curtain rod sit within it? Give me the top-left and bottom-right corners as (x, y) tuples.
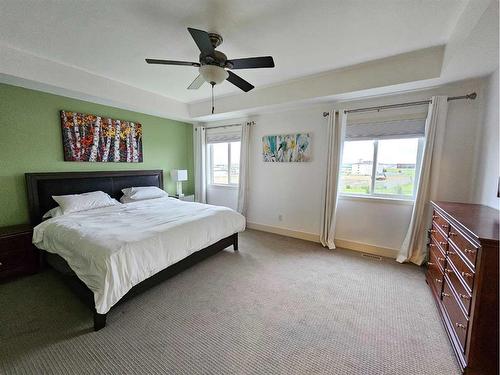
(322, 92), (477, 117)
(195, 121), (255, 130)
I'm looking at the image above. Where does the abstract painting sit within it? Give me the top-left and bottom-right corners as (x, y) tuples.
(60, 111), (143, 162)
(262, 133), (311, 162)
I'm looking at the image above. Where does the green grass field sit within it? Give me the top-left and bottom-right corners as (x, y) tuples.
(341, 168), (416, 196)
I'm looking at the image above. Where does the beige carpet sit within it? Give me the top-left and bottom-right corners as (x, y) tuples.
(0, 229), (460, 375)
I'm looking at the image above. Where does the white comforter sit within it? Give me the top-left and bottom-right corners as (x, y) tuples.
(33, 198), (246, 314)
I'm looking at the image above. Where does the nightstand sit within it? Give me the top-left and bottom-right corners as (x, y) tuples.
(173, 194), (195, 202)
(0, 224), (39, 281)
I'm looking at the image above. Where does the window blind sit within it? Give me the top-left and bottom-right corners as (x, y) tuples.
(345, 118), (426, 140)
(205, 125), (242, 143)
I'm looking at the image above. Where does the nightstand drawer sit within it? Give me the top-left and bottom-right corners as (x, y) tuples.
(0, 249), (26, 271)
(0, 224), (38, 280)
(0, 233), (32, 253)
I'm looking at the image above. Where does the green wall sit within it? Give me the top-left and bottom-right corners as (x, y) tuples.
(0, 83), (194, 226)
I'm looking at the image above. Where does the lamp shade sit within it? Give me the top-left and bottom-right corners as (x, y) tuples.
(171, 169), (188, 182)
(199, 65), (228, 85)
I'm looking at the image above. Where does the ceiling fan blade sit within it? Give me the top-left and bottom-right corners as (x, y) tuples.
(187, 28), (214, 56)
(226, 71), (254, 92)
(187, 74), (205, 90)
(145, 59), (200, 67)
(227, 56), (275, 69)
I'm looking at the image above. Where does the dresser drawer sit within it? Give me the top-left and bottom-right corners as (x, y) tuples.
(432, 210), (450, 234)
(430, 222), (448, 252)
(427, 258), (444, 297)
(448, 225), (478, 268)
(442, 277), (469, 352)
(429, 238), (446, 271)
(446, 245), (475, 292)
(445, 261), (472, 316)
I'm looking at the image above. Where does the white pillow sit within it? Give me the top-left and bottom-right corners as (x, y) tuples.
(52, 191), (118, 215)
(120, 195), (168, 204)
(42, 206), (64, 219)
(121, 186), (168, 201)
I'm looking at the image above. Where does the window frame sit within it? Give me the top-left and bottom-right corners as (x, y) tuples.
(207, 141), (240, 187)
(340, 137), (424, 201)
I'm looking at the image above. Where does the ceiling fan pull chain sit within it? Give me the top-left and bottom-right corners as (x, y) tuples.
(211, 83), (215, 114)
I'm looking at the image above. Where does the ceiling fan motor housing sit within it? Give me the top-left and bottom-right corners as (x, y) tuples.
(200, 50), (228, 67)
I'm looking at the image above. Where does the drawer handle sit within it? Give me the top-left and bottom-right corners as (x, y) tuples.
(445, 268), (453, 274)
(447, 250), (456, 255)
(429, 229), (437, 234)
(432, 215), (438, 219)
(0, 261), (2, 266)
(442, 292), (450, 298)
(459, 294), (470, 300)
(441, 224), (448, 229)
(449, 232), (457, 237)
(439, 241), (447, 246)
(435, 278), (442, 283)
(429, 243), (435, 247)
(464, 248), (476, 254)
(437, 257), (444, 262)
(455, 323), (466, 330)
(461, 272), (473, 278)
(427, 262), (435, 266)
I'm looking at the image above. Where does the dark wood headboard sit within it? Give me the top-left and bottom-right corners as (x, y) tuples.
(25, 170), (163, 224)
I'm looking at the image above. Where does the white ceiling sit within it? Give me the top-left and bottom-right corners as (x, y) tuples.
(0, 0), (468, 103)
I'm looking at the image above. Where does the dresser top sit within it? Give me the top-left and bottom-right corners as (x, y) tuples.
(432, 201), (499, 243)
(0, 224), (33, 238)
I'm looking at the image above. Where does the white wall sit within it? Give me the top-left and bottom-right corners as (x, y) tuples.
(474, 69), (499, 209)
(247, 106), (328, 236)
(244, 78), (486, 257)
(207, 185), (238, 210)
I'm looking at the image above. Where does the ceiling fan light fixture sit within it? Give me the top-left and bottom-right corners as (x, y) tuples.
(199, 65), (228, 85)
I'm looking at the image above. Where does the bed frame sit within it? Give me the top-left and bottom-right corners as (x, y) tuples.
(25, 170), (238, 331)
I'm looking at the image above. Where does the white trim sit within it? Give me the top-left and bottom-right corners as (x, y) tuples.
(339, 194), (415, 205)
(246, 222), (320, 243)
(334, 239), (398, 259)
(246, 222), (399, 259)
(207, 184), (238, 190)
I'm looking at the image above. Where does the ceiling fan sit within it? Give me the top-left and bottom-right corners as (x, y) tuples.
(146, 27), (275, 113)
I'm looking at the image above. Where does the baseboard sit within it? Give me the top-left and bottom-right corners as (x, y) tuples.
(334, 238), (398, 259)
(246, 222), (398, 259)
(246, 222), (320, 243)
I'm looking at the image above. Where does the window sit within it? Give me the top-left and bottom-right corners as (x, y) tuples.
(340, 137), (423, 199)
(208, 142), (240, 185)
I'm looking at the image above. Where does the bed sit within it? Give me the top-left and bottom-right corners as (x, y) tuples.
(26, 170), (245, 331)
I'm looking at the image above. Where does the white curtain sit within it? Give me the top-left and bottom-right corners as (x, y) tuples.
(237, 122), (251, 216)
(397, 96), (448, 265)
(193, 126), (207, 203)
(320, 111), (346, 249)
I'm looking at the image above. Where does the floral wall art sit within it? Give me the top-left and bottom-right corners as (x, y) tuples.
(262, 133), (311, 162)
(60, 110), (143, 162)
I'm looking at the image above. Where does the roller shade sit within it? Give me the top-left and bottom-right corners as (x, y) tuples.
(345, 118), (426, 140)
(206, 125), (242, 143)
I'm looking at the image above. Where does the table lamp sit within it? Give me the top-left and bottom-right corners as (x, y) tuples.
(171, 169), (188, 197)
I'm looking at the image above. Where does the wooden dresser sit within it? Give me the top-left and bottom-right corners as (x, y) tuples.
(427, 201), (499, 375)
(0, 224), (38, 281)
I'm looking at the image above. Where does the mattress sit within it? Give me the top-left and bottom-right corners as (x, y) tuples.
(33, 198), (246, 314)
